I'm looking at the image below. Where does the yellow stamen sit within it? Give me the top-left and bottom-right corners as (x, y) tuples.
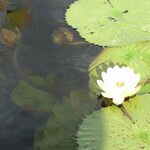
(116, 81), (124, 87)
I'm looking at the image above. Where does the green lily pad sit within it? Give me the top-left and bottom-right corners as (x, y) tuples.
(65, 0), (150, 46)
(138, 84), (150, 95)
(77, 94), (150, 150)
(88, 42), (150, 96)
(34, 90), (97, 150)
(11, 80), (56, 112)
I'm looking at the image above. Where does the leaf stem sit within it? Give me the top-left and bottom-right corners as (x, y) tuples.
(118, 104), (135, 124)
(140, 79), (150, 84)
(107, 0), (113, 8)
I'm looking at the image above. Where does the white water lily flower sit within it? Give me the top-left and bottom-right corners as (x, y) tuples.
(97, 65), (141, 105)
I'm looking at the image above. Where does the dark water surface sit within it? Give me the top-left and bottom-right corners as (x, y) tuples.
(0, 0), (102, 149)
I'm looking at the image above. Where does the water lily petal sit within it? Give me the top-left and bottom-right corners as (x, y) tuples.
(96, 80), (104, 89)
(97, 80), (112, 93)
(96, 65), (141, 105)
(113, 97), (124, 105)
(113, 65), (120, 72)
(101, 71), (108, 81)
(101, 92), (113, 98)
(132, 74), (140, 87)
(106, 67), (113, 75)
(127, 85), (141, 97)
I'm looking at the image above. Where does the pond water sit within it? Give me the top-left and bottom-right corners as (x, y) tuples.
(0, 0), (102, 149)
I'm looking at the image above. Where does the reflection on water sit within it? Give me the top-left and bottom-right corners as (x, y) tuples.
(0, 0), (102, 149)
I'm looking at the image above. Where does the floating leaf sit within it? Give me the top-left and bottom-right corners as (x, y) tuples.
(34, 90), (97, 150)
(138, 84), (150, 95)
(88, 42), (150, 96)
(77, 94), (150, 150)
(11, 80), (56, 112)
(65, 0), (150, 46)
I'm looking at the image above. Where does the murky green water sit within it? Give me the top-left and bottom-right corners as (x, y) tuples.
(0, 0), (102, 149)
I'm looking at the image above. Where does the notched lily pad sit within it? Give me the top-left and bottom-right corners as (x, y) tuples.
(66, 0), (150, 46)
(77, 94), (150, 150)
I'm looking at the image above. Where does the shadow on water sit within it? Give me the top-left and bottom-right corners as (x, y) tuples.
(0, 0), (103, 149)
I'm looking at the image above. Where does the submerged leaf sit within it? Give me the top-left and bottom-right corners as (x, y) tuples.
(11, 80), (56, 112)
(66, 0), (150, 46)
(30, 73), (56, 88)
(77, 94), (150, 150)
(6, 8), (31, 28)
(34, 90), (97, 150)
(0, 0), (10, 10)
(0, 28), (21, 46)
(51, 27), (74, 45)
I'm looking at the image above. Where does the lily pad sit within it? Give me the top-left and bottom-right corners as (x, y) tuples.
(11, 80), (56, 112)
(138, 84), (150, 95)
(77, 94), (150, 150)
(88, 42), (150, 96)
(65, 0), (150, 46)
(34, 90), (97, 150)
